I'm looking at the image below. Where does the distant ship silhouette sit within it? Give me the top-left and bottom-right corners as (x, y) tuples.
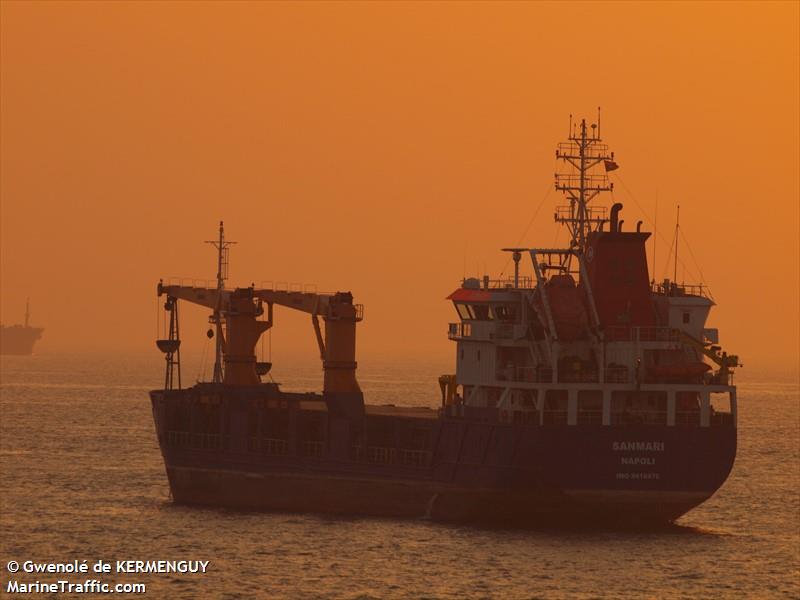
(1, 299), (44, 355)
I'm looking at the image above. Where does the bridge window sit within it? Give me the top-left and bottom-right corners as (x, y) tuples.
(455, 303), (494, 320)
(455, 303), (475, 320)
(683, 312), (690, 324)
(472, 305), (492, 320)
(494, 305), (517, 322)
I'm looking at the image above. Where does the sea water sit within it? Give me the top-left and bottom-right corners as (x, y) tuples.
(1, 352), (797, 598)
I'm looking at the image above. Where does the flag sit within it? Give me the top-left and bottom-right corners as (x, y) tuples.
(604, 160), (619, 172)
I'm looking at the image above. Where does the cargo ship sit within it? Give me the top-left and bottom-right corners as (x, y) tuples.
(1, 299), (44, 355)
(150, 117), (740, 525)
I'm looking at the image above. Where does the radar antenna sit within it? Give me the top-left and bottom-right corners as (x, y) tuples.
(205, 221), (236, 384)
(554, 108), (616, 248)
(501, 248), (529, 288)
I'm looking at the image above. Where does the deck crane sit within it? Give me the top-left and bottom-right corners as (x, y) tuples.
(679, 331), (741, 384)
(156, 222), (364, 416)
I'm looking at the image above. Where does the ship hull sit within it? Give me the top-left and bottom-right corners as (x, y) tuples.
(0, 326), (44, 355)
(150, 388), (736, 526)
(163, 464), (712, 526)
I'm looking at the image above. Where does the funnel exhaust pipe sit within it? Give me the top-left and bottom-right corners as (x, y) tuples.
(610, 203), (623, 232)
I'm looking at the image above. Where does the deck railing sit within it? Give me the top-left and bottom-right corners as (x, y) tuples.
(163, 278), (218, 289)
(605, 326), (681, 343)
(605, 366), (629, 383)
(486, 276), (536, 289)
(299, 440), (324, 458)
(248, 437), (289, 455)
(651, 281), (711, 299)
(577, 409), (603, 425)
(352, 446), (432, 468)
(559, 370), (599, 383)
(610, 411), (668, 426)
(167, 431), (224, 450)
(496, 366), (555, 383)
(542, 410), (568, 425)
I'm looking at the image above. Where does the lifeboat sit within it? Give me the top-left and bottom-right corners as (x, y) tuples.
(543, 274), (588, 341)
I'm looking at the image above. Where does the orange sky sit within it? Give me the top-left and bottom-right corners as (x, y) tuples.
(1, 1), (798, 374)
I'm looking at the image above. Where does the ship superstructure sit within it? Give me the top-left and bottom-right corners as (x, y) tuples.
(446, 116), (739, 431)
(1, 299), (44, 355)
(149, 117), (739, 525)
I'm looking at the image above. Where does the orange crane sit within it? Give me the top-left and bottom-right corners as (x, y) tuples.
(156, 222), (363, 409)
(679, 331), (741, 384)
(158, 283), (363, 393)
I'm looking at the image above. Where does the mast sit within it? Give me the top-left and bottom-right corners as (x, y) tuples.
(652, 192), (658, 284)
(554, 109), (616, 249)
(158, 296), (181, 390)
(24, 298), (29, 328)
(205, 221), (235, 384)
(501, 248), (526, 288)
(673, 205), (680, 283)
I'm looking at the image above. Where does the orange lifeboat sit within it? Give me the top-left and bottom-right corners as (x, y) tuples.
(543, 274), (588, 341)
